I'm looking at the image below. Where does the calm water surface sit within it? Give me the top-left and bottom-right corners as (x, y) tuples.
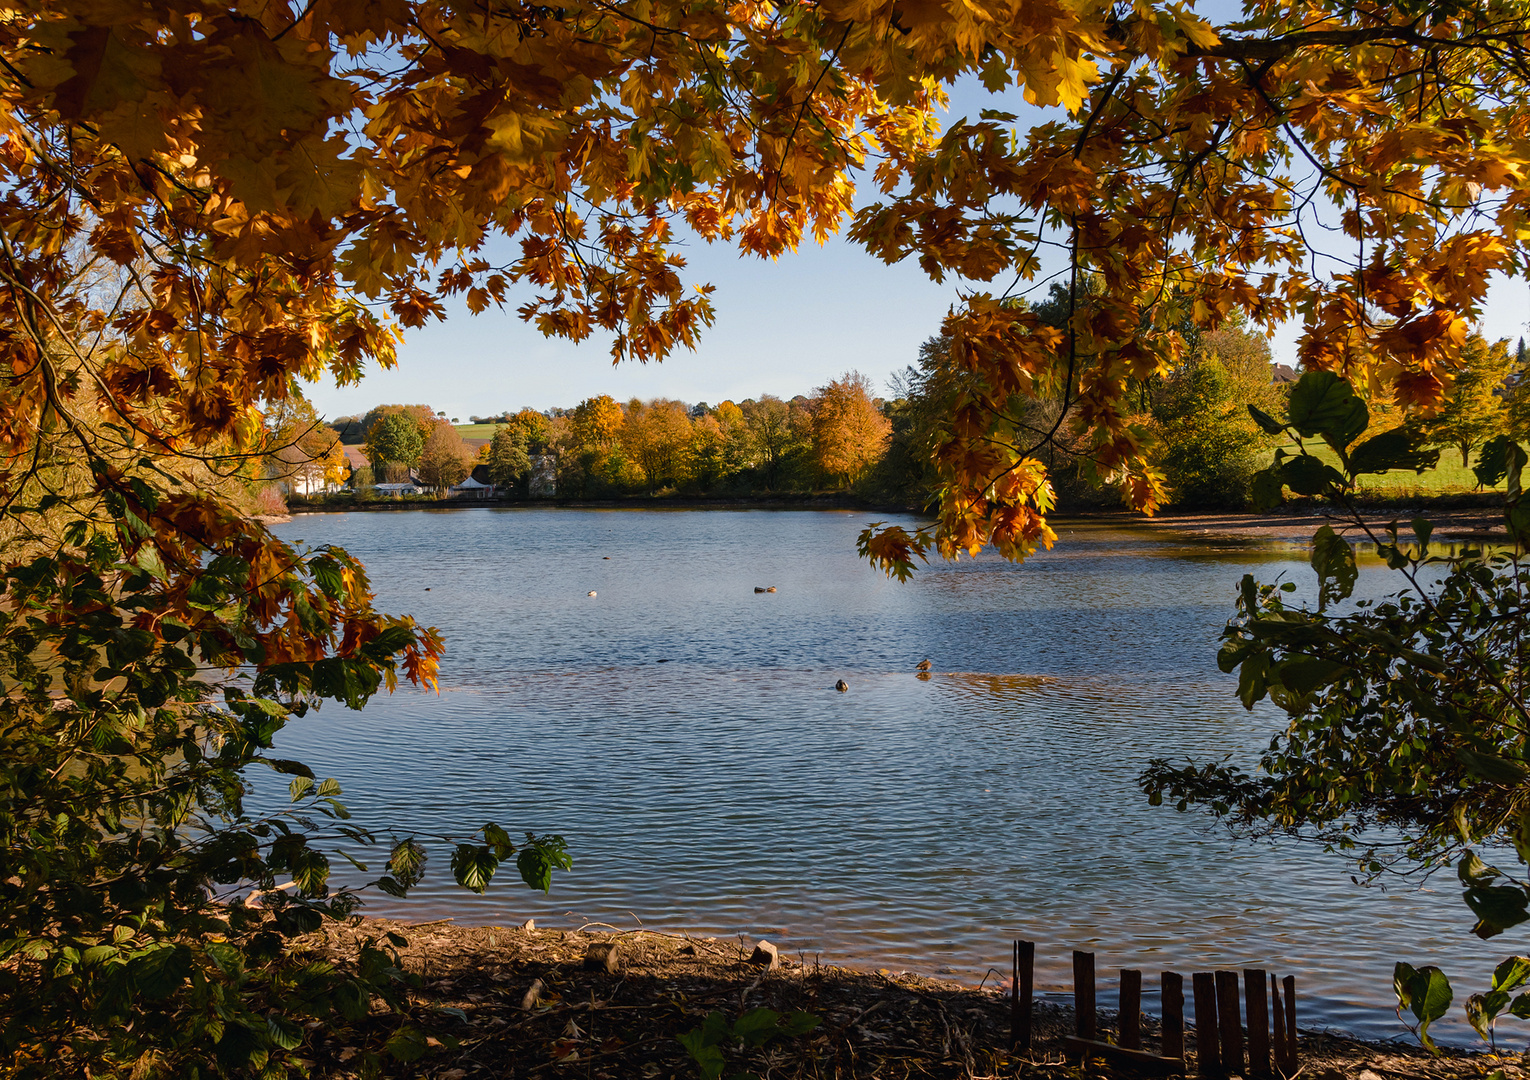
(263, 509), (1509, 1045)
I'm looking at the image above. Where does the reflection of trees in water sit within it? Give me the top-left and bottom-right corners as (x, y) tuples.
(917, 671), (1054, 695)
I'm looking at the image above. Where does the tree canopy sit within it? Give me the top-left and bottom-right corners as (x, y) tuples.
(3, 0), (1524, 572)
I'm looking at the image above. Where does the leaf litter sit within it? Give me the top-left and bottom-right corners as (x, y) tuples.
(304, 917), (1523, 1079)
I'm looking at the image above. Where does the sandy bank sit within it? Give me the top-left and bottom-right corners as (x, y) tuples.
(303, 916), (1515, 1079)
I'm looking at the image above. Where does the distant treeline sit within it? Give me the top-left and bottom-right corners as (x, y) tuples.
(321, 289), (1530, 509)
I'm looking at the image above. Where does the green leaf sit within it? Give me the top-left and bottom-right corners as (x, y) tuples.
(289, 776), (314, 801)
(1278, 454), (1347, 496)
(1275, 656), (1348, 694)
(1508, 500), (1530, 543)
(1287, 371), (1369, 447)
(1310, 525), (1357, 610)
(266, 1014), (303, 1051)
(677, 1028), (726, 1080)
(701, 1011), (729, 1044)
(1349, 426), (1439, 475)
(1459, 851), (1498, 887)
(1510, 991), (1530, 1019)
(80, 944), (118, 967)
(1394, 962), (1451, 1054)
(384, 1026), (429, 1063)
(1475, 435), (1516, 487)
(1248, 404), (1286, 436)
(777, 1011), (822, 1037)
(732, 1008), (782, 1047)
(1455, 748), (1529, 785)
(387, 838), (426, 886)
(483, 822), (515, 859)
(1249, 468), (1285, 511)
(1466, 992), (1508, 1040)
(375, 875), (409, 898)
(1466, 886), (1530, 939)
(517, 834), (572, 893)
(130, 943), (193, 999)
(451, 844), (498, 894)
(1492, 956), (1530, 993)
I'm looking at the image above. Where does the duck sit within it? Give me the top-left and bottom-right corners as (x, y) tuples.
(916, 659), (932, 671)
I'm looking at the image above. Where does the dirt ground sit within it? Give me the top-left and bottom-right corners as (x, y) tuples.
(303, 917), (1523, 1080)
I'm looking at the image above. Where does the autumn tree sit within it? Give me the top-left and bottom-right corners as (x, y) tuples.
(508, 408), (552, 454)
(417, 422), (473, 493)
(1418, 334), (1515, 467)
(263, 395), (347, 496)
(1149, 321), (1284, 507)
(742, 396), (807, 490)
(622, 398), (695, 490)
(361, 405), (437, 441)
(365, 412), (428, 484)
(810, 372), (892, 488)
(571, 396), (625, 449)
(486, 423), (533, 491)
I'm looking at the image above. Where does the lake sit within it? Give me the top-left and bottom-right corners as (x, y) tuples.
(264, 508), (1509, 1046)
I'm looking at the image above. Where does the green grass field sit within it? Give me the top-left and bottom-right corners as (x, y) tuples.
(1265, 441), (1499, 497)
(453, 423), (503, 441)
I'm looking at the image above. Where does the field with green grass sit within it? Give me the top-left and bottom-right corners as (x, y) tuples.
(1265, 441), (1500, 498)
(453, 423), (503, 441)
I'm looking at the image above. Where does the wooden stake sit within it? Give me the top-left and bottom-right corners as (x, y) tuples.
(1074, 950), (1097, 1041)
(1270, 974), (1288, 1075)
(1192, 973), (1220, 1077)
(1282, 975), (1297, 1071)
(1120, 969), (1143, 1049)
(1161, 972), (1184, 1062)
(1012, 941), (1034, 1053)
(1244, 969), (1270, 1076)
(1215, 971), (1244, 1075)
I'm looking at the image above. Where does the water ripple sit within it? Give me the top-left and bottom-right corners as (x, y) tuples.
(261, 510), (1509, 1046)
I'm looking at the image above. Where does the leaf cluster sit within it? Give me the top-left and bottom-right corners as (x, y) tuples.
(677, 1007), (822, 1080)
(0, 449), (567, 1077)
(1141, 372), (1530, 1050)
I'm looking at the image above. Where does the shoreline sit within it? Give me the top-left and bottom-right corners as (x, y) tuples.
(1109, 508), (1507, 543)
(282, 499), (1510, 545)
(305, 915), (1515, 1078)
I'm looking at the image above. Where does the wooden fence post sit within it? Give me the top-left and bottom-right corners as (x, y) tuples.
(1244, 969), (1270, 1076)
(1161, 972), (1185, 1062)
(1215, 971), (1244, 1075)
(1120, 969), (1143, 1050)
(1270, 974), (1288, 1075)
(1282, 975), (1297, 1073)
(1074, 950), (1097, 1041)
(1192, 973), (1220, 1077)
(1012, 941), (1034, 1053)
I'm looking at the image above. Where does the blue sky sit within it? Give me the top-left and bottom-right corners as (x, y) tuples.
(301, 236), (1530, 422)
(301, 77), (1530, 422)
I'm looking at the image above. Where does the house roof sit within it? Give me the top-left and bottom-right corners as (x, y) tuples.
(342, 446), (369, 467)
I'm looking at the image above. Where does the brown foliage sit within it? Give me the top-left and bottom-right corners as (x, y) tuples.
(621, 398), (695, 490)
(811, 372), (892, 487)
(417, 422), (474, 493)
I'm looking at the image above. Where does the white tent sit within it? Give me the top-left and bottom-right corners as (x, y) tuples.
(454, 475), (495, 497)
